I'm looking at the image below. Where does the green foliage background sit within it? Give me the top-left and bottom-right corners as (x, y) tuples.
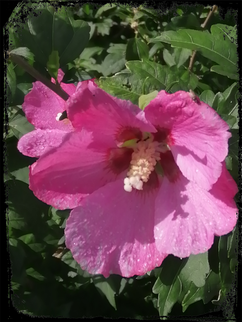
(5, 2), (239, 319)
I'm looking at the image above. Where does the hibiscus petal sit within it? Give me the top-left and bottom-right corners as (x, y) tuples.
(29, 130), (128, 204)
(154, 174), (237, 258)
(65, 179), (166, 277)
(145, 90), (230, 189)
(209, 162), (238, 201)
(17, 129), (71, 158)
(66, 80), (156, 140)
(171, 145), (222, 190)
(22, 79), (75, 131)
(29, 162), (87, 209)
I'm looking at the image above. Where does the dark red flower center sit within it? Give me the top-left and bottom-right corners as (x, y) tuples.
(108, 126), (180, 191)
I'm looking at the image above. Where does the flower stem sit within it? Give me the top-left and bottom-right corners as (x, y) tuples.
(188, 5), (218, 72)
(9, 52), (70, 101)
(201, 5), (218, 29)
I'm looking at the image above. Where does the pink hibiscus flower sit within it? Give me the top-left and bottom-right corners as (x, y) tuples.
(17, 70), (87, 209)
(18, 78), (238, 277)
(18, 69), (75, 157)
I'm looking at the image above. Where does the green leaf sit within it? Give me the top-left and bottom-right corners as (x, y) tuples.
(217, 82), (239, 115)
(182, 284), (203, 312)
(5, 136), (33, 184)
(181, 271), (221, 312)
(163, 49), (176, 67)
(82, 4), (91, 15)
(26, 267), (45, 281)
(218, 228), (238, 279)
(229, 257), (237, 274)
(118, 278), (129, 294)
(220, 115), (237, 129)
(153, 253), (221, 315)
(75, 60), (102, 74)
(47, 50), (59, 80)
(199, 90), (215, 106)
(225, 155), (233, 171)
(95, 18), (113, 36)
(14, 7), (90, 69)
(211, 83), (239, 129)
(218, 235), (234, 297)
(150, 28), (238, 76)
(179, 253), (210, 288)
(58, 235), (65, 246)
(178, 253), (218, 313)
(227, 227), (238, 262)
(197, 81), (211, 92)
(61, 251), (92, 281)
(126, 60), (166, 89)
(95, 3), (117, 17)
(139, 91), (158, 110)
(98, 71), (141, 104)
(43, 232), (59, 245)
(101, 53), (126, 76)
(78, 46), (103, 60)
(227, 129), (239, 181)
(10, 47), (34, 63)
(211, 92), (224, 110)
(93, 275), (117, 310)
(152, 256), (184, 317)
(61, 250), (77, 269)
(54, 208), (70, 219)
(126, 38), (149, 61)
(7, 206), (27, 232)
(126, 60), (198, 93)
(210, 65), (238, 80)
(176, 8), (183, 16)
(173, 48), (192, 68)
(222, 82), (239, 104)
(7, 62), (16, 99)
(149, 43), (164, 58)
(9, 110), (34, 139)
(211, 24), (237, 45)
(139, 6), (161, 20)
(168, 14), (202, 30)
(6, 179), (49, 235)
(179, 70), (199, 90)
(107, 43), (126, 55)
(126, 60), (182, 92)
(10, 81), (33, 107)
(19, 233), (36, 244)
(57, 18), (90, 67)
(98, 61), (194, 104)
(18, 233), (46, 252)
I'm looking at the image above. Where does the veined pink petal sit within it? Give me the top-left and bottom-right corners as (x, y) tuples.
(66, 80), (156, 143)
(171, 145), (222, 191)
(65, 179), (166, 277)
(145, 90), (230, 189)
(22, 77), (75, 131)
(17, 129), (71, 158)
(29, 130), (131, 204)
(209, 162), (238, 201)
(54, 69), (65, 83)
(154, 174), (237, 258)
(29, 163), (87, 209)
